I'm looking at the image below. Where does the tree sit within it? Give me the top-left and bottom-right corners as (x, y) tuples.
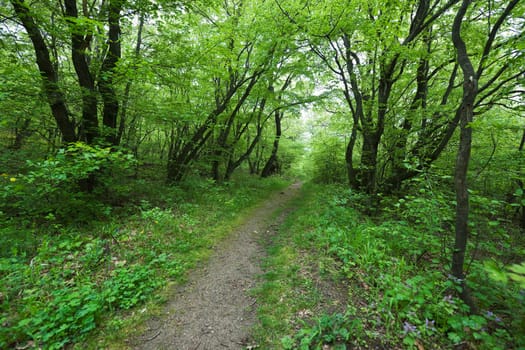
(9, 0), (126, 146)
(277, 0), (462, 193)
(261, 74), (293, 178)
(450, 0), (521, 312)
(10, 0), (77, 142)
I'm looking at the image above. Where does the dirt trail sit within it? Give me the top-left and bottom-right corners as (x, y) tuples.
(133, 182), (302, 350)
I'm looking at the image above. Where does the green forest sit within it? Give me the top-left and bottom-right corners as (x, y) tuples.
(1, 0), (524, 349)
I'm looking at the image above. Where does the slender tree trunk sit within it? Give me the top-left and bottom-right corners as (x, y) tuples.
(120, 14), (144, 146)
(212, 112), (237, 182)
(225, 122), (264, 180)
(261, 110), (282, 178)
(11, 118), (32, 150)
(341, 34), (365, 190)
(345, 122), (359, 188)
(388, 37), (430, 192)
(451, 0), (520, 312)
(518, 129), (525, 228)
(451, 0), (478, 313)
(167, 110), (222, 183)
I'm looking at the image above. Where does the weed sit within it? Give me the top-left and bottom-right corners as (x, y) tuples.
(281, 312), (362, 350)
(254, 182), (525, 349)
(1, 170), (290, 349)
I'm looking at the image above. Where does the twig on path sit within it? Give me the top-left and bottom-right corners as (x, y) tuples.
(142, 330), (161, 342)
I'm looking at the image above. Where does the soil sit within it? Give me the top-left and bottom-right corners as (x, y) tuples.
(132, 182), (303, 350)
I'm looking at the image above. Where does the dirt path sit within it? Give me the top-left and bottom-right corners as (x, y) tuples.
(133, 182), (302, 350)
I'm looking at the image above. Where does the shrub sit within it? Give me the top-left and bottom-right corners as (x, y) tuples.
(0, 142), (136, 224)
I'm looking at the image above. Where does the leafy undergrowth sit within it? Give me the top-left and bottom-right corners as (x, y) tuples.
(253, 181), (525, 350)
(0, 164), (289, 350)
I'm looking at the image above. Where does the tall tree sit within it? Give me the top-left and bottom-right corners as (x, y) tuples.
(64, 0), (99, 143)
(450, 0), (521, 312)
(290, 0), (460, 194)
(99, 0), (124, 145)
(10, 0), (77, 142)
(9, 0), (127, 146)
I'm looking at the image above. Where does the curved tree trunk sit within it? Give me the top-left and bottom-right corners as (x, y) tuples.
(451, 0), (520, 313)
(450, 0), (477, 313)
(345, 114), (359, 188)
(11, 0), (77, 143)
(261, 110), (282, 178)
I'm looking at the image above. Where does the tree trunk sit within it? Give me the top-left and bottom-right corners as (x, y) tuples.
(64, 0), (99, 144)
(451, 0), (478, 314)
(359, 131), (379, 194)
(450, 0), (520, 312)
(388, 37), (430, 192)
(209, 73), (261, 182)
(261, 110), (282, 178)
(11, 118), (32, 150)
(518, 129), (525, 228)
(225, 123), (263, 180)
(11, 0), (77, 143)
(99, 0), (123, 146)
(120, 14), (144, 146)
(345, 121), (359, 188)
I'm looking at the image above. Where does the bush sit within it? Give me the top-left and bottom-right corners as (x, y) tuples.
(280, 183), (524, 349)
(310, 136), (347, 184)
(0, 142), (136, 224)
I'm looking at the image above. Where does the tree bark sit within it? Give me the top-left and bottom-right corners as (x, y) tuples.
(120, 14), (145, 146)
(451, 0), (520, 313)
(518, 129), (525, 228)
(345, 122), (359, 188)
(261, 110), (282, 178)
(387, 33), (430, 192)
(11, 118), (32, 150)
(99, 0), (123, 146)
(340, 34), (365, 189)
(451, 0), (478, 313)
(64, 0), (99, 144)
(10, 0), (77, 143)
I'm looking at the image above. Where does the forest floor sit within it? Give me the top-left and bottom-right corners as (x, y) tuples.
(131, 182), (303, 350)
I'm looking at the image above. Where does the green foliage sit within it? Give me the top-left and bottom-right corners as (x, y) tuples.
(103, 265), (162, 310)
(2, 0), (523, 348)
(16, 283), (102, 350)
(254, 182), (525, 349)
(0, 169), (289, 349)
(309, 135), (347, 184)
(282, 313), (361, 350)
(0, 142), (136, 225)
(0, 234), (107, 349)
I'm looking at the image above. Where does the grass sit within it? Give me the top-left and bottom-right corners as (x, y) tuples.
(252, 181), (525, 350)
(252, 183), (354, 348)
(0, 164), (290, 350)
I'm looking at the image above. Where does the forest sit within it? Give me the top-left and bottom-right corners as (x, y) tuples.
(0, 0), (524, 349)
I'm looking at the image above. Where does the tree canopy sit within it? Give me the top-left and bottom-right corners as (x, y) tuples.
(1, 0), (524, 348)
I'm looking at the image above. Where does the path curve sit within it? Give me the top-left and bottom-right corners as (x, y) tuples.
(133, 182), (302, 350)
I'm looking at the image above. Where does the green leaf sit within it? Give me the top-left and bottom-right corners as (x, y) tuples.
(281, 336), (294, 349)
(484, 259), (508, 284)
